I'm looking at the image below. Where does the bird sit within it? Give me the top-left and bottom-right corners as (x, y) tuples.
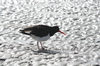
(20, 25), (66, 50)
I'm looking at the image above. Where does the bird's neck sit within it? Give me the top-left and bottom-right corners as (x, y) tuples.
(49, 28), (57, 36)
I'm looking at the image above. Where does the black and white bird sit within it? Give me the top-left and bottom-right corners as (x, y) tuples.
(20, 25), (66, 50)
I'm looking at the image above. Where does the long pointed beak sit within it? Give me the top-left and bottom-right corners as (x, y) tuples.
(58, 30), (66, 35)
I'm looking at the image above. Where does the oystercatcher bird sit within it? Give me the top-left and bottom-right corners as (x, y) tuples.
(20, 25), (66, 50)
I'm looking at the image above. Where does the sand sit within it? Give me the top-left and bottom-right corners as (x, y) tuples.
(0, 0), (100, 66)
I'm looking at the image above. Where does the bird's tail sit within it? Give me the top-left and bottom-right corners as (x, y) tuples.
(19, 29), (31, 35)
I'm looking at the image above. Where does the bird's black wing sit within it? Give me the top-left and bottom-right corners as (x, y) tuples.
(30, 25), (51, 37)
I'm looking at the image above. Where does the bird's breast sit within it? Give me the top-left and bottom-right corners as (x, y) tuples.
(31, 34), (50, 41)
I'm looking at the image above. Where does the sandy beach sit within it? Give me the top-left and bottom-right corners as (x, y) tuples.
(0, 0), (100, 66)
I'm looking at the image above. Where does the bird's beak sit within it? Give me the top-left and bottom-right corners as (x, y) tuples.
(58, 30), (66, 35)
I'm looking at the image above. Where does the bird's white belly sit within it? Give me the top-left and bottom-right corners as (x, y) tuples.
(31, 34), (50, 41)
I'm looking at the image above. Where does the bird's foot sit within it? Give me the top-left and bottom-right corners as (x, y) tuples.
(41, 47), (45, 50)
(37, 47), (47, 52)
(37, 47), (45, 51)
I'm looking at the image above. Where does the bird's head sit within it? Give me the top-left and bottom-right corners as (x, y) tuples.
(53, 26), (66, 35)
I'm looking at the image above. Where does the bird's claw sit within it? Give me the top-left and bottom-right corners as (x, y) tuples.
(41, 47), (46, 50)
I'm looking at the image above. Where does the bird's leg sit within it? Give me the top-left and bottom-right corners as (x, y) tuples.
(40, 42), (45, 50)
(37, 42), (40, 50)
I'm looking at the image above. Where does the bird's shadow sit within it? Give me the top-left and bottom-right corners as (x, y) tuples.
(32, 49), (60, 54)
